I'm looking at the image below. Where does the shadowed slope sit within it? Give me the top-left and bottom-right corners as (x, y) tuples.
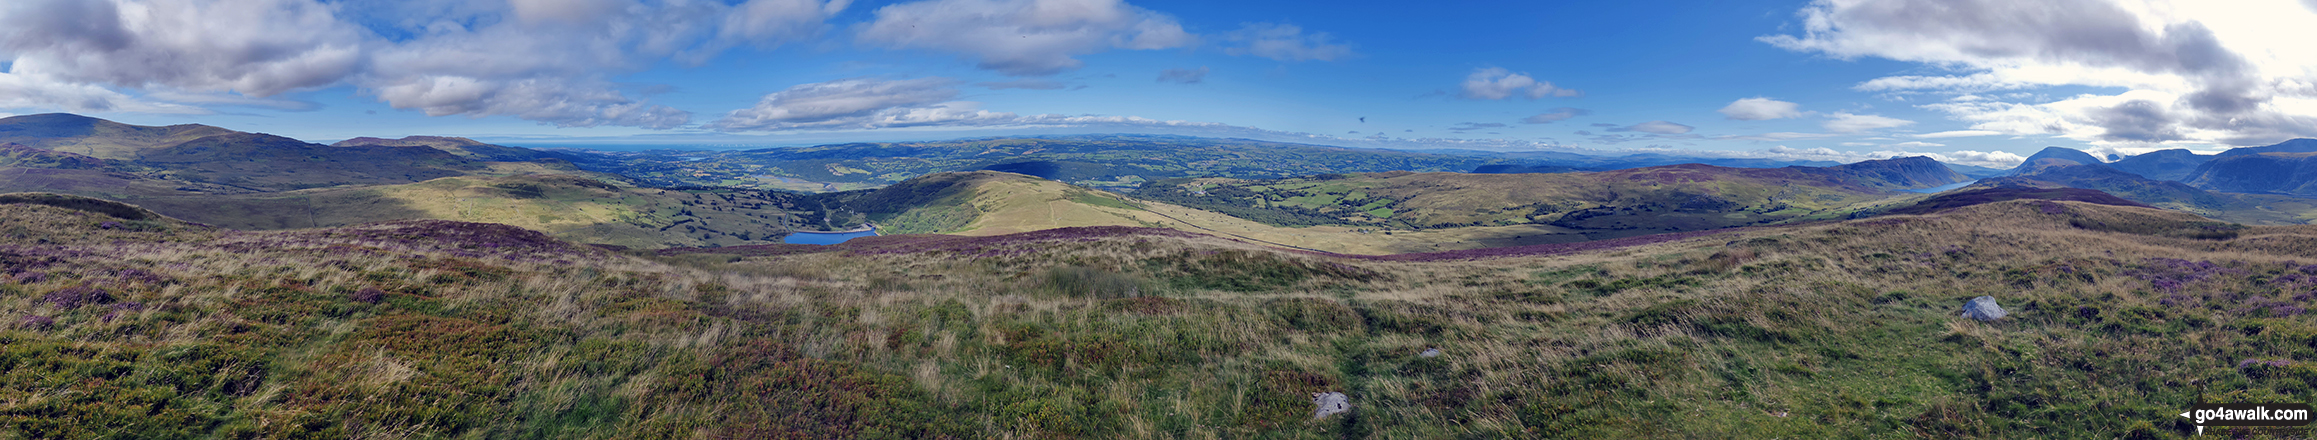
(0, 113), (235, 160)
(2109, 148), (2214, 181)
(2182, 152), (2317, 196)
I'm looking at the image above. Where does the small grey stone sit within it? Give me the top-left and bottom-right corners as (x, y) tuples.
(1962, 296), (2006, 321)
(1312, 392), (1350, 419)
(1419, 348), (1442, 358)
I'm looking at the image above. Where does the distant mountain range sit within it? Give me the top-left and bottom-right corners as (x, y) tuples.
(1975, 145), (2317, 224)
(5, 112), (2317, 252)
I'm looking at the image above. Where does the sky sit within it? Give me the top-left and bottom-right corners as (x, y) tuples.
(5, 0), (2317, 168)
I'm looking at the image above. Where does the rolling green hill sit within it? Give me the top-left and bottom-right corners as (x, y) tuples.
(334, 135), (578, 164)
(1133, 161), (1922, 232)
(97, 175), (822, 249)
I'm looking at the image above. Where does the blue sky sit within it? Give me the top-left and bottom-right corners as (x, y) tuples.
(5, 0), (2317, 167)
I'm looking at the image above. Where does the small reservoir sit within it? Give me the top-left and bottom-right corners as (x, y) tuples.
(783, 225), (880, 245)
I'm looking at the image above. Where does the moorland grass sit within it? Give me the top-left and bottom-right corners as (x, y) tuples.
(1, 199), (2315, 438)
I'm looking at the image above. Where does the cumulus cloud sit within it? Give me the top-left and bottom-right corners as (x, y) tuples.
(1522, 107), (1590, 124)
(1459, 67), (1579, 100)
(0, 0), (853, 128)
(0, 71), (204, 114)
(1157, 67), (1209, 84)
(1607, 120), (1694, 135)
(1762, 0), (2317, 147)
(1719, 97), (1804, 120)
(1822, 112), (1913, 133)
(856, 0), (1193, 76)
(707, 77), (1014, 131)
(1223, 23), (1354, 62)
(1449, 122), (1507, 131)
(1885, 141), (1945, 148)
(0, 0), (363, 97)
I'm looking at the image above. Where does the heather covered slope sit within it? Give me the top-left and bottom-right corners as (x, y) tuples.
(8, 193), (2315, 437)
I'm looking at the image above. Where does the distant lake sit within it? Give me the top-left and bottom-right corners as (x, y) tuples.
(783, 226), (879, 245)
(1903, 180), (1978, 194)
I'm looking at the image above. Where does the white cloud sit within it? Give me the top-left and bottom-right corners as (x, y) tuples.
(1911, 130), (2003, 138)
(1522, 107), (1589, 124)
(0, 0), (851, 128)
(0, 71), (205, 114)
(1885, 141), (1945, 149)
(1157, 67), (1208, 84)
(977, 79), (1071, 90)
(1223, 23), (1354, 62)
(1840, 142), (1875, 146)
(1822, 112), (1914, 133)
(1918, 150), (2027, 168)
(0, 0), (364, 98)
(1609, 120), (1693, 135)
(1459, 67), (1578, 100)
(1763, 0), (2317, 147)
(1757, 145), (2026, 168)
(708, 77), (1012, 131)
(1719, 97), (1804, 120)
(856, 0), (1193, 76)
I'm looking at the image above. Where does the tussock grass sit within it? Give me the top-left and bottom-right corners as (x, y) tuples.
(2, 200), (2315, 438)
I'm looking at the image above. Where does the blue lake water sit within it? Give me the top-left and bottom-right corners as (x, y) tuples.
(1903, 180), (1979, 194)
(783, 227), (880, 245)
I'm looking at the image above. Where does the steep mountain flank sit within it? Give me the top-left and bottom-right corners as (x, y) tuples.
(2108, 148), (2213, 181)
(2006, 146), (2108, 175)
(2181, 151), (2317, 196)
(1809, 156), (1971, 190)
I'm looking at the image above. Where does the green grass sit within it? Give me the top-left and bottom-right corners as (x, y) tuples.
(2, 199), (2315, 438)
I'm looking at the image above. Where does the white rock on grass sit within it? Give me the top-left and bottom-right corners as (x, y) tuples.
(1419, 348), (1442, 358)
(1962, 296), (2006, 321)
(1312, 392), (1350, 419)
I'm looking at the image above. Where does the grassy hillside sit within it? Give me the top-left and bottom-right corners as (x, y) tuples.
(814, 171), (1162, 236)
(2, 192), (2314, 438)
(334, 136), (577, 164)
(109, 175), (818, 248)
(1134, 163), (1905, 231)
